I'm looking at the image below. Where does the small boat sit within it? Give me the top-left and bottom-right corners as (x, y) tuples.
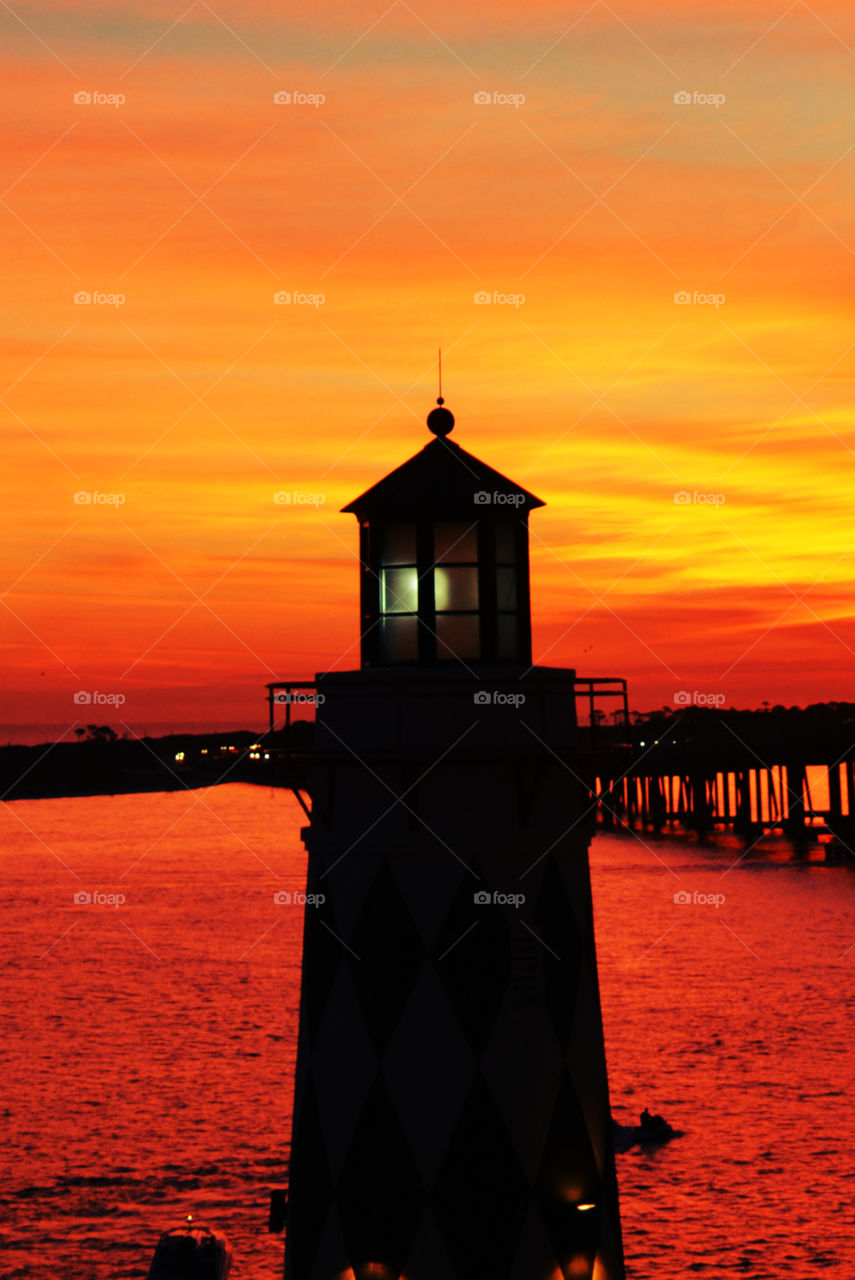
(146, 1217), (232, 1279)
(612, 1112), (683, 1152)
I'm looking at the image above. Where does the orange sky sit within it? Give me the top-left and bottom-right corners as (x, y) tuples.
(3, 0), (855, 739)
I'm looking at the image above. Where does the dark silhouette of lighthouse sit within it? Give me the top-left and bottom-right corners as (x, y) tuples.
(282, 395), (626, 1280)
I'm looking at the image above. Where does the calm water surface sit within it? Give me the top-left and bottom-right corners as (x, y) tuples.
(1, 784), (853, 1277)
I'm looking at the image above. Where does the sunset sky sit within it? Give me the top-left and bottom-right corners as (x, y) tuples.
(3, 0), (855, 739)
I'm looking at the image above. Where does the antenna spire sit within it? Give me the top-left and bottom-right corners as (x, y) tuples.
(426, 349), (454, 437)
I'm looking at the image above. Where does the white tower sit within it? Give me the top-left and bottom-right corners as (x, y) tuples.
(283, 400), (625, 1280)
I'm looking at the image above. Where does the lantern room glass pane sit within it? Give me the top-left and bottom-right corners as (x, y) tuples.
(434, 566), (479, 612)
(434, 522), (478, 563)
(497, 613), (519, 660)
(382, 523), (417, 565)
(380, 615), (418, 662)
(495, 523), (516, 563)
(436, 614), (481, 660)
(496, 567), (517, 610)
(380, 567), (418, 614)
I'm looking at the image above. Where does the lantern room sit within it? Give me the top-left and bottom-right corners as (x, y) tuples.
(342, 399), (544, 668)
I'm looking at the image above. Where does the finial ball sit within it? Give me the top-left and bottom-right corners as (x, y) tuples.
(427, 405), (454, 437)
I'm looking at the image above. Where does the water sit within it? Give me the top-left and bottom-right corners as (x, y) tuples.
(1, 785), (853, 1278)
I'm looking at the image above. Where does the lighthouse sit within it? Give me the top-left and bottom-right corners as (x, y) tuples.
(281, 397), (626, 1280)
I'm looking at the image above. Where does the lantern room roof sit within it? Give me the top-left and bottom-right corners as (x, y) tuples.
(341, 414), (545, 519)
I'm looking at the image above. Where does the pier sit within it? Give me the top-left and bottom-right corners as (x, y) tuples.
(592, 745), (855, 849)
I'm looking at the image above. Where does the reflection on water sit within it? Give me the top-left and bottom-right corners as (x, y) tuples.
(1, 784), (854, 1277)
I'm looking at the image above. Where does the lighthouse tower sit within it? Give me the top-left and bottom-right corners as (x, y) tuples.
(282, 399), (626, 1280)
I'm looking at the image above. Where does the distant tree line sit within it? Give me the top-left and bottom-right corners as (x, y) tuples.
(625, 702), (855, 757)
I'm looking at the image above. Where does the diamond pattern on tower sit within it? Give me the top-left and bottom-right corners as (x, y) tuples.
(305, 1204), (349, 1280)
(535, 1069), (602, 1265)
(346, 860), (428, 1055)
(321, 846), (383, 939)
(298, 896), (348, 1049)
(433, 876), (510, 1055)
(401, 1206), (458, 1280)
(509, 1198), (566, 1280)
(335, 1074), (426, 1275)
(284, 1078), (333, 1280)
(431, 1071), (532, 1279)
(381, 964), (477, 1186)
(386, 843), (470, 949)
(310, 963), (381, 1182)
(286, 829), (625, 1280)
(479, 994), (566, 1175)
(530, 857), (583, 1048)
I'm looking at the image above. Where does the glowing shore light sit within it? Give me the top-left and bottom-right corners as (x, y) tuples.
(174, 751), (185, 761)
(576, 1202), (596, 1211)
